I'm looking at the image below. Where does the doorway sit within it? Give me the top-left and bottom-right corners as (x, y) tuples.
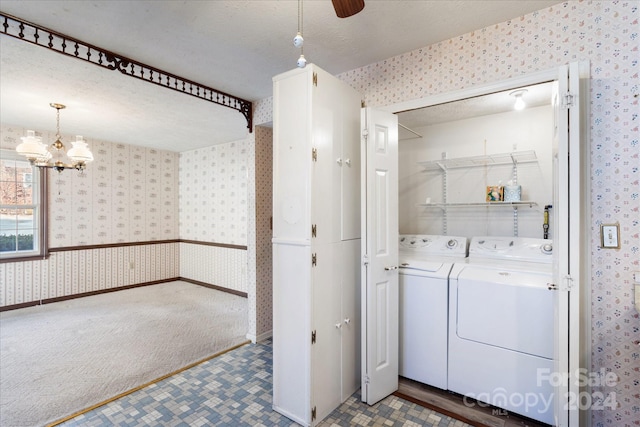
(363, 63), (588, 426)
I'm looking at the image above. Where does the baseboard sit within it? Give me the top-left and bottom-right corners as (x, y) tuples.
(0, 278), (179, 312)
(179, 277), (248, 298)
(1, 277), (248, 312)
(246, 330), (272, 343)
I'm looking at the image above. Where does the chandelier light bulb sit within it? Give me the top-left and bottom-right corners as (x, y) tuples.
(293, 32), (304, 48)
(297, 54), (307, 68)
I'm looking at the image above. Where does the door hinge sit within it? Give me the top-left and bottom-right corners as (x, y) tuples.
(363, 374), (370, 384)
(311, 405), (317, 421)
(362, 128), (369, 139)
(311, 330), (316, 344)
(361, 100), (366, 108)
(312, 147), (318, 162)
(312, 253), (317, 266)
(312, 72), (318, 87)
(363, 254), (369, 266)
(312, 224), (317, 238)
(563, 92), (574, 109)
(562, 275), (574, 291)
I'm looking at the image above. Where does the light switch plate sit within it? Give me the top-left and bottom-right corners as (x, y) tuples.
(601, 223), (620, 249)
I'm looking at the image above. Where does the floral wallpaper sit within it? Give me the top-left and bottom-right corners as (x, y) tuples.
(253, 126), (273, 340)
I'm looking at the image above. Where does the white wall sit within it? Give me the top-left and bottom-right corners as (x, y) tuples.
(399, 105), (553, 239)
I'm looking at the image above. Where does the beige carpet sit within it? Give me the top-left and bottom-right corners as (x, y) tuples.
(0, 281), (248, 427)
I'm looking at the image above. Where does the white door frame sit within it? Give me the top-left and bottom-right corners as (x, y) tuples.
(380, 62), (590, 427)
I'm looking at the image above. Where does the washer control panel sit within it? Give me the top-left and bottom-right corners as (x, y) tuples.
(469, 236), (553, 263)
(399, 234), (468, 256)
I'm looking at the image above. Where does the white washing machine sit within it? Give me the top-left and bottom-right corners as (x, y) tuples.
(448, 236), (554, 425)
(398, 234), (468, 390)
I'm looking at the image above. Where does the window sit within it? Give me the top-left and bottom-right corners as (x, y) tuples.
(0, 150), (47, 260)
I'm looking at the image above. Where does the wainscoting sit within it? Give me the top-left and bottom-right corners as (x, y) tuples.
(0, 242), (179, 308)
(1, 240), (250, 310)
(179, 241), (248, 295)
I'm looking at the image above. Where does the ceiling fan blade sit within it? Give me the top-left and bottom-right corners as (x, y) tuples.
(331, 0), (365, 18)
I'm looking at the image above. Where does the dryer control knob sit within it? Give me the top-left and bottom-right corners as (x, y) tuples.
(542, 243), (553, 254)
(447, 239), (457, 248)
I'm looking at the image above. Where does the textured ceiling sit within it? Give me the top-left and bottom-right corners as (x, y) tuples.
(397, 81), (555, 139)
(0, 0), (561, 151)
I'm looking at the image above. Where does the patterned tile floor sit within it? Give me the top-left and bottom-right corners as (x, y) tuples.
(59, 340), (469, 427)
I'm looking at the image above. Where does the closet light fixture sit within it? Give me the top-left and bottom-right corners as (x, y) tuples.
(294, 0), (306, 68)
(16, 103), (94, 173)
(510, 89), (528, 111)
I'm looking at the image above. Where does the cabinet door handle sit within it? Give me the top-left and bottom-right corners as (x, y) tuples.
(384, 266), (398, 271)
(336, 157), (342, 165)
(344, 318), (351, 325)
(345, 158), (351, 166)
(335, 322), (342, 329)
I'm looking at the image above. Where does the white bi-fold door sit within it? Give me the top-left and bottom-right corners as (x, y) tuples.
(360, 107), (399, 405)
(552, 61), (587, 427)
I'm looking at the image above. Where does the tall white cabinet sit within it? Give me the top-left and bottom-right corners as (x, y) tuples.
(272, 64), (362, 426)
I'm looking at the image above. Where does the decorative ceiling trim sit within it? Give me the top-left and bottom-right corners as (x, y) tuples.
(0, 12), (253, 132)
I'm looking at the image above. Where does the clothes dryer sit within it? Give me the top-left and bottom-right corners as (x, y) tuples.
(448, 236), (554, 424)
(398, 234), (468, 390)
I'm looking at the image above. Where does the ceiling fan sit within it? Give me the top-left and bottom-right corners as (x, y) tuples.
(331, 0), (365, 18)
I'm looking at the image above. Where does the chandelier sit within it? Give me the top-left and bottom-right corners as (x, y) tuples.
(16, 103), (94, 173)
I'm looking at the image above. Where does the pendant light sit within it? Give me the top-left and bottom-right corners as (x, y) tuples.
(294, 0), (306, 68)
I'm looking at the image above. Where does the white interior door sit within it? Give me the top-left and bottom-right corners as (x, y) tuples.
(360, 107), (399, 405)
(553, 62), (585, 427)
